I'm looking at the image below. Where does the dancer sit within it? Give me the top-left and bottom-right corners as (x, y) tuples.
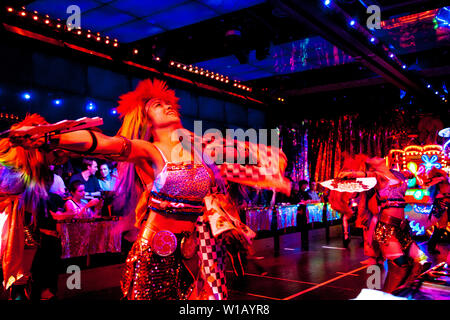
(328, 155), (428, 293)
(0, 115), (59, 299)
(9, 78), (290, 300)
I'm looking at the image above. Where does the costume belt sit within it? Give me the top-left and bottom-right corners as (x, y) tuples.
(379, 198), (406, 209)
(140, 223), (197, 259)
(149, 196), (204, 216)
(379, 212), (406, 229)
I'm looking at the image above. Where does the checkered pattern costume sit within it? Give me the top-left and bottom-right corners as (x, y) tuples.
(196, 218), (228, 300)
(193, 133), (291, 195)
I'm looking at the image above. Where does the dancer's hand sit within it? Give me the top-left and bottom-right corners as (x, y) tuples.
(8, 126), (46, 149)
(337, 170), (365, 179)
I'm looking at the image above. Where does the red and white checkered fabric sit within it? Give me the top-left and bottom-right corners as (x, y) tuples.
(191, 133), (291, 195)
(196, 218), (228, 300)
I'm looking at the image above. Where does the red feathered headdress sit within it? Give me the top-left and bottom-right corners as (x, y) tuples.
(116, 78), (179, 118)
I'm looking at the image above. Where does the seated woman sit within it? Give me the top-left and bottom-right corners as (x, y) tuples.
(63, 180), (102, 219)
(98, 162), (117, 192)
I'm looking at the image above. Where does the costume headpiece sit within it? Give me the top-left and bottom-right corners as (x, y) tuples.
(116, 78), (179, 118)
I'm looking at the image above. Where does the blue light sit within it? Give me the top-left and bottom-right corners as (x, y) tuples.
(389, 53), (395, 58)
(370, 37), (376, 43)
(435, 91), (439, 95)
(110, 108), (118, 115)
(400, 89), (406, 99)
(22, 92), (31, 100)
(427, 84), (431, 88)
(349, 19), (356, 27)
(324, 0), (331, 7)
(86, 101), (96, 111)
(436, 7), (450, 28)
(53, 99), (62, 106)
(402, 65), (407, 69)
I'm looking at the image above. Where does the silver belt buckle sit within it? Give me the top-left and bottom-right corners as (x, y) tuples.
(152, 230), (177, 257)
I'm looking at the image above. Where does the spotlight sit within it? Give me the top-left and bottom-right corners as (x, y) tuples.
(86, 101), (96, 111)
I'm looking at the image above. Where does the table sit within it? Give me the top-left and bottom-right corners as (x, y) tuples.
(56, 217), (122, 259)
(244, 203), (341, 255)
(244, 203), (341, 232)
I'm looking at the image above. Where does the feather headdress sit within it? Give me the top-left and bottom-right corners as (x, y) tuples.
(116, 78), (179, 118)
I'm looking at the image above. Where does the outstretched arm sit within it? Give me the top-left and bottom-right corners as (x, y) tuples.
(45, 130), (162, 166)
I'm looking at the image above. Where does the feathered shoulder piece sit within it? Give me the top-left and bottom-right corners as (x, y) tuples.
(340, 153), (368, 171)
(116, 78), (179, 118)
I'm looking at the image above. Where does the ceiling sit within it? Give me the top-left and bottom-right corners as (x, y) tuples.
(9, 0), (450, 118)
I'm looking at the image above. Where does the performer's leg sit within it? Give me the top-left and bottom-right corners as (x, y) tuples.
(361, 217), (382, 265)
(380, 241), (409, 293)
(428, 211), (448, 254)
(342, 215), (351, 248)
(428, 226), (443, 254)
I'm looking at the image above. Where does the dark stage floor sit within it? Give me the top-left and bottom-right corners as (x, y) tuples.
(57, 225), (449, 301)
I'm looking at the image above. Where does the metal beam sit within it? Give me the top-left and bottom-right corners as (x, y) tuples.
(272, 0), (429, 96)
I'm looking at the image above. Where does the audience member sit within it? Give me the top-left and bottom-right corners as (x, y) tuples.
(98, 162), (117, 192)
(69, 159), (101, 199)
(48, 165), (67, 198)
(64, 180), (101, 218)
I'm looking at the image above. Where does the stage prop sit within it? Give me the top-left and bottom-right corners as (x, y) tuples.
(387, 144), (449, 236)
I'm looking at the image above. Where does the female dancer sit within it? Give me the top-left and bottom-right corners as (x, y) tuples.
(329, 155), (428, 293)
(0, 115), (60, 299)
(10, 78), (290, 300)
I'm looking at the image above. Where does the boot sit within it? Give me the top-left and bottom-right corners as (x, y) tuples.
(427, 228), (443, 254)
(383, 259), (410, 293)
(343, 225), (351, 248)
(396, 261), (423, 291)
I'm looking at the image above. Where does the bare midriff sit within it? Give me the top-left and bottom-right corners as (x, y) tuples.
(381, 207), (404, 220)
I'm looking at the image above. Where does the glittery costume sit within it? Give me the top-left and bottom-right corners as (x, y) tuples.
(373, 170), (413, 251)
(121, 146), (216, 300)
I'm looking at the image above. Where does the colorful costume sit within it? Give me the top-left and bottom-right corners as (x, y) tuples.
(327, 155), (428, 293)
(121, 146), (214, 299)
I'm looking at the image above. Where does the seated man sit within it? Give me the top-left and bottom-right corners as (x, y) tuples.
(69, 159), (101, 199)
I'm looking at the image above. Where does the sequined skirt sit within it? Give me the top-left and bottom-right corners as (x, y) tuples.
(373, 220), (413, 251)
(120, 237), (194, 300)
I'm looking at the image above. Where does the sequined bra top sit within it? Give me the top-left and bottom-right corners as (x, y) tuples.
(149, 145), (212, 216)
(378, 170), (408, 209)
